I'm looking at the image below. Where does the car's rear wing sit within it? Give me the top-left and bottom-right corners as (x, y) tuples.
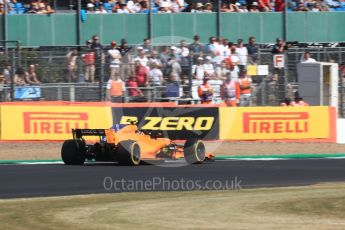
(72, 129), (106, 139)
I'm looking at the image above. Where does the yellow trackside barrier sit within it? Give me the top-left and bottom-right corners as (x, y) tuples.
(219, 106), (334, 141)
(0, 103), (113, 140)
(0, 102), (337, 142)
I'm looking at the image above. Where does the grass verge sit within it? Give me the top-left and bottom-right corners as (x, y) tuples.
(1, 183), (345, 230)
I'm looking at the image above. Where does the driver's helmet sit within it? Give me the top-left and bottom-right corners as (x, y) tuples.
(110, 124), (127, 132)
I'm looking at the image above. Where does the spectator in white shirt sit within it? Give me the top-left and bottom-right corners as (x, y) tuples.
(239, 3), (249, 12)
(148, 63), (164, 86)
(216, 61), (229, 81)
(148, 51), (162, 68)
(227, 43), (240, 72)
(175, 0), (186, 12)
(127, 0), (141, 13)
(158, 0), (172, 7)
(95, 4), (108, 13)
(134, 47), (149, 69)
(222, 39), (230, 58)
(171, 0), (180, 12)
(235, 39), (248, 72)
(87, 3), (95, 13)
(192, 57), (205, 81)
(229, 64), (239, 82)
(223, 43), (240, 81)
(224, 41), (232, 57)
(159, 0), (172, 12)
(203, 56), (216, 79)
(192, 2), (204, 12)
(176, 40), (190, 66)
(213, 37), (226, 66)
(176, 40), (190, 58)
(117, 2), (130, 13)
(300, 51), (317, 63)
(108, 41), (122, 80)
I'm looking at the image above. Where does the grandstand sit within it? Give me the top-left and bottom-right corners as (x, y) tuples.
(3, 0), (345, 13)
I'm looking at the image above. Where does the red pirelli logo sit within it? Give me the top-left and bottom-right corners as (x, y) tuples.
(243, 112), (309, 134)
(23, 112), (89, 134)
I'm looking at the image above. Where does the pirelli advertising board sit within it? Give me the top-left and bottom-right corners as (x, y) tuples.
(112, 107), (220, 140)
(219, 106), (335, 141)
(0, 103), (336, 142)
(0, 104), (113, 140)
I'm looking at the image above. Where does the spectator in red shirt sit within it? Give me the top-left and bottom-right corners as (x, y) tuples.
(134, 60), (148, 87)
(126, 75), (141, 97)
(82, 40), (96, 82)
(258, 0), (273, 11)
(275, 0), (285, 12)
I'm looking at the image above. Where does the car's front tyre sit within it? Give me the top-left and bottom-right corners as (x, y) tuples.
(184, 139), (206, 164)
(117, 140), (141, 166)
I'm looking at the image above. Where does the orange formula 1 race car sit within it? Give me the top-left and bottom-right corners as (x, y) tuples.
(61, 124), (211, 166)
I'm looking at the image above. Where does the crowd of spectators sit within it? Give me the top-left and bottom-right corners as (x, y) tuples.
(75, 34), (263, 104)
(1, 63), (41, 86)
(72, 34), (317, 105)
(0, 0), (54, 14)
(0, 62), (41, 101)
(82, 0), (345, 13)
(0, 33), (320, 104)
(0, 0), (344, 14)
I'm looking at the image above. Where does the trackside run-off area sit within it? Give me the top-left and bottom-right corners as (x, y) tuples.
(0, 183), (345, 230)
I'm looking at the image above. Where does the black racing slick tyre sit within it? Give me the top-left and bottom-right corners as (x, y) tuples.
(184, 139), (206, 164)
(61, 140), (86, 165)
(117, 140), (141, 166)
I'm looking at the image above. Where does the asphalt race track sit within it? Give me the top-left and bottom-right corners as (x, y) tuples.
(1, 159), (345, 198)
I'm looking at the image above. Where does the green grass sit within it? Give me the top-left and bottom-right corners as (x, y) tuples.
(1, 183), (345, 230)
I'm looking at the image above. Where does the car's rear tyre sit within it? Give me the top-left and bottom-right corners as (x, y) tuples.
(61, 139), (86, 165)
(184, 139), (206, 164)
(117, 140), (141, 166)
